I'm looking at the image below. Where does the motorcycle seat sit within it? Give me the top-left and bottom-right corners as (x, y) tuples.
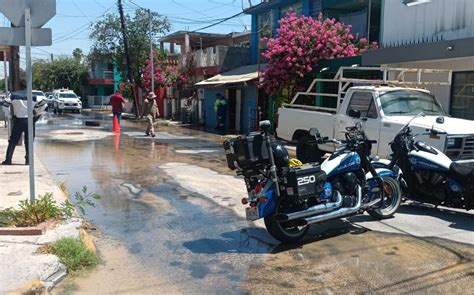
(449, 162), (473, 181)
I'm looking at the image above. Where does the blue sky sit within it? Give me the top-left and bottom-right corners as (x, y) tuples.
(0, 0), (251, 69)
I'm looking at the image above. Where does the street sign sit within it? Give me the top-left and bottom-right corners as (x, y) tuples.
(0, 27), (52, 46)
(0, 0), (56, 28)
(0, 1), (57, 203)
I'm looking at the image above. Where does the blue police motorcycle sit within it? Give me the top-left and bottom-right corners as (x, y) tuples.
(223, 121), (401, 243)
(386, 114), (474, 210)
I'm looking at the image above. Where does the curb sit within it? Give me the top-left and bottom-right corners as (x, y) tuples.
(42, 265), (68, 291)
(0, 219), (56, 236)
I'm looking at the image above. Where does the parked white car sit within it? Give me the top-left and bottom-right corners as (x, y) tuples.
(276, 67), (474, 164)
(52, 89), (82, 114)
(32, 90), (47, 102)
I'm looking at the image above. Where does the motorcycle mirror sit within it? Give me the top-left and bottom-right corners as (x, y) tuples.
(309, 128), (320, 138)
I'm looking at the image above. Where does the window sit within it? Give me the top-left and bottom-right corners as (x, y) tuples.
(258, 10), (273, 42)
(347, 92), (378, 118)
(310, 0), (323, 18)
(281, 3), (302, 18)
(380, 90), (446, 116)
(59, 93), (78, 99)
(451, 71), (474, 120)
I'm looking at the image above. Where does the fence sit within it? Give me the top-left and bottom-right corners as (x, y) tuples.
(86, 95), (111, 110)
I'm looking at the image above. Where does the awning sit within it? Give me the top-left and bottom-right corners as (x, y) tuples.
(195, 64), (266, 87)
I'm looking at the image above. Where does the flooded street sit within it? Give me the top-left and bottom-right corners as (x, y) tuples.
(34, 112), (473, 294)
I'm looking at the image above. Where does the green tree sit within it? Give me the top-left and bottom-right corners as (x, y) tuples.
(32, 58), (88, 95)
(72, 48), (83, 61)
(89, 8), (170, 88)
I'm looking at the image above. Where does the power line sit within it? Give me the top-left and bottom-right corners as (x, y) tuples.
(52, 5), (114, 43)
(192, 11), (244, 32)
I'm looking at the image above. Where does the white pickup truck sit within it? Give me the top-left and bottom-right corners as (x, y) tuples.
(276, 67), (474, 164)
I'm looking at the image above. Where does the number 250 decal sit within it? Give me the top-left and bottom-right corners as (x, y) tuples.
(297, 175), (316, 185)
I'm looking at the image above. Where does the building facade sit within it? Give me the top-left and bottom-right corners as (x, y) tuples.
(362, 0), (474, 120)
(245, 0), (382, 64)
(84, 61), (122, 109)
(160, 31), (251, 124)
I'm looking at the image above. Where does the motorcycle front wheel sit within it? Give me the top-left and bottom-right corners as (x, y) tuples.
(264, 203), (309, 243)
(367, 177), (402, 219)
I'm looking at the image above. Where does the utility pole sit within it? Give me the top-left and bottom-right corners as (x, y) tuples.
(367, 0), (372, 44)
(149, 9), (154, 93)
(118, 0), (139, 117)
(2, 49), (8, 95)
(9, 45), (20, 91)
(50, 53), (54, 90)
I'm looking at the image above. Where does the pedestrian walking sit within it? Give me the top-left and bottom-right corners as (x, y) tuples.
(214, 93), (227, 132)
(1, 91), (47, 165)
(141, 92), (160, 137)
(109, 91), (126, 124)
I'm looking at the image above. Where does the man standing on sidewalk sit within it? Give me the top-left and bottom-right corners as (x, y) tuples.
(1, 91), (47, 165)
(141, 92), (159, 137)
(109, 91), (126, 124)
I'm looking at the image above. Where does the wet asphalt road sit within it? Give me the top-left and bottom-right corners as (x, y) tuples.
(33, 112), (473, 294)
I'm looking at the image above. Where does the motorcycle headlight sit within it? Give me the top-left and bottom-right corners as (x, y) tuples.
(446, 136), (463, 149)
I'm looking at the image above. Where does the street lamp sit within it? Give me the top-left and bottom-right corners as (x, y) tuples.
(402, 0), (432, 7)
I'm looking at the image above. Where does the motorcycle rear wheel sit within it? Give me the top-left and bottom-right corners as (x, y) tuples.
(264, 204), (309, 243)
(367, 177), (402, 219)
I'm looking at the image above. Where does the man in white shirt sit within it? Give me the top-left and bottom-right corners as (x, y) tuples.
(1, 91), (47, 165)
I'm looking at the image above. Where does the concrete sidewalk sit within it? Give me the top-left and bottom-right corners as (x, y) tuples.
(0, 129), (82, 293)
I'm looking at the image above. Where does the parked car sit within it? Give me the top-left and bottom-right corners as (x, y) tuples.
(52, 89), (82, 114)
(46, 95), (54, 109)
(276, 67), (474, 164)
(32, 90), (47, 102)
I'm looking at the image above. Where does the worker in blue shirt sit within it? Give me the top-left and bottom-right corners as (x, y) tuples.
(1, 91), (47, 165)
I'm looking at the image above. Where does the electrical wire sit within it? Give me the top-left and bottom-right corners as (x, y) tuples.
(192, 11), (244, 32)
(52, 5), (114, 44)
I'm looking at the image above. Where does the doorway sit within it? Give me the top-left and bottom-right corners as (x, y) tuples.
(227, 88), (237, 132)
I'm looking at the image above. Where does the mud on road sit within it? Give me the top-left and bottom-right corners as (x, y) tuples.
(244, 224), (474, 294)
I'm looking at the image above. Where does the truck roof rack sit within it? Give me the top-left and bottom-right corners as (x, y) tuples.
(285, 67), (452, 113)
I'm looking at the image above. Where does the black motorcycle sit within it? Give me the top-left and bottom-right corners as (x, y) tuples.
(387, 114), (474, 210)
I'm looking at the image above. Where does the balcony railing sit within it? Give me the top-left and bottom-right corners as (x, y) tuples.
(89, 70), (114, 80)
(166, 46), (249, 72)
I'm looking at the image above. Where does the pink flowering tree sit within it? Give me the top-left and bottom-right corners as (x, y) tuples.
(261, 12), (377, 98)
(140, 50), (182, 92)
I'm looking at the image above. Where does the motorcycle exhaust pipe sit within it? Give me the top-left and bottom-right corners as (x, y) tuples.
(273, 191), (343, 222)
(361, 197), (381, 210)
(301, 185), (362, 226)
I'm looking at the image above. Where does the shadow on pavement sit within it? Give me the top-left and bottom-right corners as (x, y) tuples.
(399, 203), (473, 231)
(182, 227), (275, 255)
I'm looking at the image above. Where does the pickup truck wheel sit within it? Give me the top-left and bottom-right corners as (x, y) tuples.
(296, 135), (322, 164)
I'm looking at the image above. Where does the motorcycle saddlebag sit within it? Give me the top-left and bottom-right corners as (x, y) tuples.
(286, 163), (326, 197)
(223, 132), (269, 170)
